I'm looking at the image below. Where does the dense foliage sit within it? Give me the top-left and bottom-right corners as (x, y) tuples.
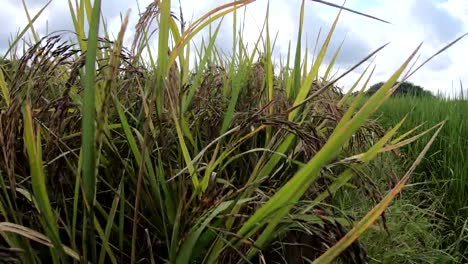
(367, 81), (434, 97)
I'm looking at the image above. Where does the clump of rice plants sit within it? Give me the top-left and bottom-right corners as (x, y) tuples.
(0, 0), (464, 263)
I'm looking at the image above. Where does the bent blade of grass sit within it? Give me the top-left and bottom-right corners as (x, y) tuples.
(170, 98), (200, 192)
(342, 121), (444, 164)
(168, 0), (254, 70)
(22, 103), (66, 261)
(0, 222), (80, 261)
(15, 188), (39, 212)
(341, 122), (440, 164)
(180, 114), (197, 152)
(356, 115), (407, 162)
(169, 16), (186, 75)
(312, 121), (445, 263)
(177, 133), (199, 191)
(379, 121), (444, 152)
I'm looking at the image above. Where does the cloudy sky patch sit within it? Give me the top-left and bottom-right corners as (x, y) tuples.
(0, 0), (467, 95)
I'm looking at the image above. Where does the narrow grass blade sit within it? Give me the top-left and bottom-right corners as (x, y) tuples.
(309, 0), (390, 24)
(21, 0), (40, 42)
(67, 0), (87, 50)
(265, 2), (274, 115)
(323, 37), (345, 81)
(406, 32), (468, 80)
(0, 67), (10, 107)
(2, 0), (52, 60)
(81, 0), (102, 262)
(72, 149), (83, 253)
(289, 7), (342, 120)
(98, 181), (122, 264)
(291, 0), (305, 100)
(390, 122), (426, 144)
(155, 0), (171, 116)
(22, 103), (66, 260)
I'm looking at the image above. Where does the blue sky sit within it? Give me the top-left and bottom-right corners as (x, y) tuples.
(1, 0), (467, 95)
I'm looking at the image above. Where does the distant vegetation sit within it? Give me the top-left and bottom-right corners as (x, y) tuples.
(366, 81), (434, 97)
(375, 95), (468, 261)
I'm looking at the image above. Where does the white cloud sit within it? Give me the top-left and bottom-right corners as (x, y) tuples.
(0, 0), (466, 95)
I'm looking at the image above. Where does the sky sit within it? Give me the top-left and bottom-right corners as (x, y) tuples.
(1, 0), (467, 96)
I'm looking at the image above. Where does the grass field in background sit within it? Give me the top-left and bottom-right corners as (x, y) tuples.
(374, 95), (468, 261)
